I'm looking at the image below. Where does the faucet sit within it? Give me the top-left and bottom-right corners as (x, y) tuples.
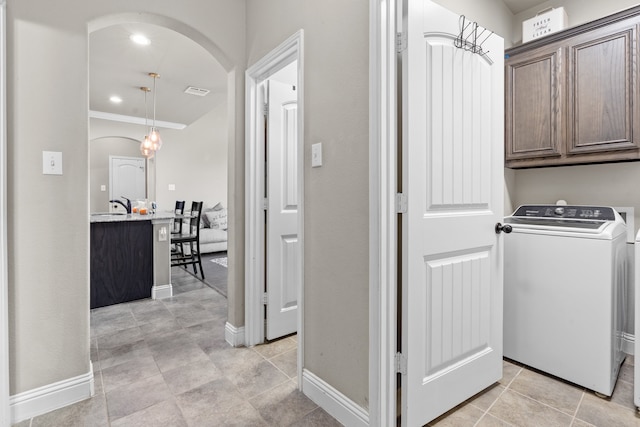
(109, 196), (132, 214)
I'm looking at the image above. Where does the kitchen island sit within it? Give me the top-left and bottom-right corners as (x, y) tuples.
(90, 212), (174, 309)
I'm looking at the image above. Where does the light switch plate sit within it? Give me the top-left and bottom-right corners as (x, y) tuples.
(168, 184), (176, 191)
(312, 143), (322, 167)
(100, 185), (106, 192)
(43, 151), (62, 175)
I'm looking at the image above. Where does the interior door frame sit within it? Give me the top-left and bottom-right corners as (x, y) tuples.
(369, 0), (398, 426)
(0, 1), (8, 424)
(245, 30), (304, 382)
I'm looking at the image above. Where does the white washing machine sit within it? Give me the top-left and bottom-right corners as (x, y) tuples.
(504, 205), (627, 397)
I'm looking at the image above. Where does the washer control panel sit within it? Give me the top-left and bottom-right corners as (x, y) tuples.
(512, 205), (616, 221)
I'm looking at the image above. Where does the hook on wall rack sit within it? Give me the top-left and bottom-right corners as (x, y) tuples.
(454, 15), (493, 57)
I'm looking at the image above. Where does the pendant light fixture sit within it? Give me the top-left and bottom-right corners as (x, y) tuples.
(139, 86), (154, 159)
(148, 72), (162, 151)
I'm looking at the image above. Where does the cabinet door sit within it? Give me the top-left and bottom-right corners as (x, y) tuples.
(568, 23), (638, 154)
(506, 47), (563, 161)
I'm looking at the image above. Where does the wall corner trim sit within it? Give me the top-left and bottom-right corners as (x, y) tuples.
(225, 321), (245, 347)
(623, 332), (635, 355)
(302, 369), (369, 427)
(10, 362), (95, 424)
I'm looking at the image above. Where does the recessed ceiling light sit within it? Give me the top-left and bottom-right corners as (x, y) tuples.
(129, 33), (151, 46)
(109, 96), (123, 104)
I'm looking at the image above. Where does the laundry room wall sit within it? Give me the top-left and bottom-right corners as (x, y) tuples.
(510, 0), (640, 344)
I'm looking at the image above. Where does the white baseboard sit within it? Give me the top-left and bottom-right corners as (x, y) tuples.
(10, 362), (94, 424)
(623, 332), (635, 355)
(151, 283), (173, 300)
(302, 369), (369, 427)
(225, 322), (245, 347)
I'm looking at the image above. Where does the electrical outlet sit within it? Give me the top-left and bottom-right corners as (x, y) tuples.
(158, 226), (167, 242)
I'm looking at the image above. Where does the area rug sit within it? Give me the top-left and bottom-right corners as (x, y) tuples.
(210, 257), (228, 268)
(198, 252), (228, 297)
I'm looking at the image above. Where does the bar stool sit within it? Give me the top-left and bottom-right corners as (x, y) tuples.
(171, 201), (205, 279)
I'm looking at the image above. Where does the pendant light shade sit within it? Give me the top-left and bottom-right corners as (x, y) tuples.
(139, 86), (154, 158)
(149, 127), (162, 151)
(149, 72), (162, 151)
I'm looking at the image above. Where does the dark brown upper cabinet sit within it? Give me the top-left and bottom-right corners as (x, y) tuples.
(505, 6), (640, 168)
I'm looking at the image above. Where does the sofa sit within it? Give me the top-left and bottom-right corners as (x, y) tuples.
(198, 202), (228, 253)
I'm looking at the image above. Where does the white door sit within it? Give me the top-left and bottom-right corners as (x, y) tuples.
(109, 156), (145, 210)
(401, 1), (505, 425)
(266, 79), (299, 339)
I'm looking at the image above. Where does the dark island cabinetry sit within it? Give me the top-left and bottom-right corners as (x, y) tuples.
(90, 220), (153, 309)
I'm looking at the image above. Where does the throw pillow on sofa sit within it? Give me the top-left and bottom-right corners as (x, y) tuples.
(201, 202), (225, 228)
(204, 208), (228, 230)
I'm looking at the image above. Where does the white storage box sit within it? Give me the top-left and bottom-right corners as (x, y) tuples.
(523, 7), (568, 43)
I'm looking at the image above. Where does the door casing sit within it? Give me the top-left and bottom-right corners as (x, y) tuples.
(0, 2), (8, 425)
(369, 0), (399, 425)
(245, 30), (304, 384)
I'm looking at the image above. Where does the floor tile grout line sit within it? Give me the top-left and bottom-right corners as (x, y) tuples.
(252, 344), (297, 363)
(473, 370), (519, 427)
(243, 378), (320, 426)
(507, 386), (582, 420)
(569, 391), (586, 427)
(265, 355), (297, 380)
(474, 411), (517, 427)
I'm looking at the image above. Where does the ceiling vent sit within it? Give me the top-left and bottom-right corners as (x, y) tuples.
(184, 86), (210, 97)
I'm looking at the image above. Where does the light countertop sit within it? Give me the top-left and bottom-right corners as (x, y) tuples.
(90, 211), (175, 223)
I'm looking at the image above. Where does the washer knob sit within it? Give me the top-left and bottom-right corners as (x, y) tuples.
(554, 207), (565, 215)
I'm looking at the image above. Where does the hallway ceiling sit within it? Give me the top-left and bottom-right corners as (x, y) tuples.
(502, 0), (549, 14)
(89, 22), (227, 140)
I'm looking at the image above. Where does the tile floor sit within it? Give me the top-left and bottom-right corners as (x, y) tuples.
(13, 266), (340, 427)
(426, 356), (638, 427)
(11, 265), (640, 426)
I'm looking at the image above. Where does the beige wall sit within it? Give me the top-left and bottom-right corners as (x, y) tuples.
(435, 0), (515, 46)
(8, 15), (90, 394)
(245, 0), (370, 409)
(154, 105), (229, 213)
(7, 0), (245, 396)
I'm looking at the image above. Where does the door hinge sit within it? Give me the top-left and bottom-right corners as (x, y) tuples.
(396, 193), (407, 214)
(262, 198), (268, 211)
(395, 352), (407, 375)
(263, 292), (268, 305)
(396, 32), (407, 53)
(263, 103), (269, 116)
